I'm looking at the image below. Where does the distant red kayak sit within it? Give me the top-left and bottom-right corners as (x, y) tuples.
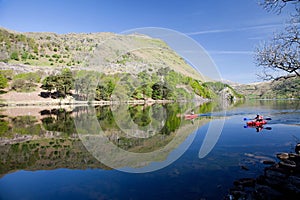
(185, 114), (199, 119)
(246, 120), (267, 126)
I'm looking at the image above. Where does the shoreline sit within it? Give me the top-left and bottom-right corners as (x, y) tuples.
(0, 99), (209, 107)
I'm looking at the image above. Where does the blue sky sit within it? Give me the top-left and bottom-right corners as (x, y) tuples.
(0, 0), (295, 83)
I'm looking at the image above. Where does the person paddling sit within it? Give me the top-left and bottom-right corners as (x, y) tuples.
(254, 114), (263, 122)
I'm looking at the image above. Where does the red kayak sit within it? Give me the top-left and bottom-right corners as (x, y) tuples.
(185, 114), (199, 119)
(246, 120), (267, 126)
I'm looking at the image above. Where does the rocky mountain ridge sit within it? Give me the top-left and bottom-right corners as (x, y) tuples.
(0, 27), (202, 80)
(232, 77), (300, 99)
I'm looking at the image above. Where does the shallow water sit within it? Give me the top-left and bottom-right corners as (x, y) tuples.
(0, 100), (299, 199)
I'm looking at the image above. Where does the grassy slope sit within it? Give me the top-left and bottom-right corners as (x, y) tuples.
(232, 77), (300, 99)
(0, 27), (203, 80)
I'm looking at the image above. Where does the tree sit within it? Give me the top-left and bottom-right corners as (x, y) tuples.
(259, 0), (300, 13)
(95, 79), (116, 101)
(256, 0), (300, 80)
(41, 69), (74, 98)
(0, 74), (8, 89)
(57, 68), (74, 97)
(41, 75), (57, 94)
(10, 51), (19, 61)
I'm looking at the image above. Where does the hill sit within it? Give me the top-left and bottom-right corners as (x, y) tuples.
(232, 77), (300, 99)
(0, 27), (244, 104)
(0, 27), (202, 80)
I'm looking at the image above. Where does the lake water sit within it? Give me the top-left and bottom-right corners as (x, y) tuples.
(0, 100), (299, 199)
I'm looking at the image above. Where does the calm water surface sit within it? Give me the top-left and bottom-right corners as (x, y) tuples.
(0, 100), (299, 199)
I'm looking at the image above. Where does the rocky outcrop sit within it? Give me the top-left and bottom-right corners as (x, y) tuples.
(226, 143), (300, 199)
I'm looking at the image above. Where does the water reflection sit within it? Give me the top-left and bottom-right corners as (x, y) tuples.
(1, 100), (300, 199)
(0, 102), (215, 175)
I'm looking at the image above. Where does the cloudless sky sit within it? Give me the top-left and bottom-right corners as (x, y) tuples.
(0, 0), (295, 83)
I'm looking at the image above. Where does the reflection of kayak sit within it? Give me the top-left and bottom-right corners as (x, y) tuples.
(185, 114), (199, 119)
(246, 120), (267, 126)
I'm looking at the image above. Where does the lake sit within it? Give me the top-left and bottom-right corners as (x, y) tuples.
(0, 100), (299, 199)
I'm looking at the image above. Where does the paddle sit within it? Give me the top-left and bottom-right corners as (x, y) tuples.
(198, 113), (211, 117)
(243, 117), (272, 121)
(243, 125), (272, 130)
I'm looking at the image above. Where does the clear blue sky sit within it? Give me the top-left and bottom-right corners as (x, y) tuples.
(0, 0), (294, 83)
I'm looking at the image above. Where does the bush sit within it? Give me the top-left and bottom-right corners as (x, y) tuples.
(21, 51), (29, 60)
(14, 72), (41, 83)
(0, 70), (14, 80)
(0, 74), (8, 89)
(10, 51), (19, 61)
(11, 79), (36, 92)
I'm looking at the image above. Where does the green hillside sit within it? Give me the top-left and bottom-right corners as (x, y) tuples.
(233, 77), (300, 99)
(0, 28), (244, 102)
(0, 27), (202, 80)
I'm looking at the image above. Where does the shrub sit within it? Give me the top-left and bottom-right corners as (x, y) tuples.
(10, 51), (19, 61)
(14, 72), (41, 83)
(0, 74), (8, 89)
(21, 51), (29, 60)
(0, 70), (14, 80)
(11, 79), (36, 92)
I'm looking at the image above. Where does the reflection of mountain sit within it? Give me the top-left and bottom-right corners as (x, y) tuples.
(75, 104), (210, 171)
(0, 137), (110, 177)
(0, 103), (211, 175)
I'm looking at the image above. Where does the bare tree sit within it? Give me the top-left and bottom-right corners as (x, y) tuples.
(256, 1), (299, 80)
(259, 0), (300, 13)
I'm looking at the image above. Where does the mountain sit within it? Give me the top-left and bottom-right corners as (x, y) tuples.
(232, 77), (300, 99)
(0, 27), (202, 80)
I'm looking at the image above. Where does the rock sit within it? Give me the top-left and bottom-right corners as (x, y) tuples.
(288, 176), (300, 188)
(233, 178), (256, 187)
(277, 152), (289, 160)
(254, 184), (284, 199)
(279, 160), (297, 169)
(262, 160), (276, 165)
(295, 143), (300, 154)
(240, 165), (249, 171)
(229, 189), (248, 199)
(264, 168), (287, 186)
(227, 143), (300, 199)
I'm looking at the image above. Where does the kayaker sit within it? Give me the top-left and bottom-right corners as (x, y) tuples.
(254, 114), (263, 122)
(256, 126), (263, 132)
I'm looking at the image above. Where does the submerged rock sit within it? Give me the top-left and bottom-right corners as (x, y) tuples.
(276, 152), (289, 160)
(226, 143), (300, 199)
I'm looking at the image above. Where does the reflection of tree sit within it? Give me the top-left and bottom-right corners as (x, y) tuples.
(95, 106), (117, 131)
(160, 104), (182, 135)
(128, 105), (151, 127)
(41, 109), (76, 135)
(11, 116), (42, 135)
(198, 102), (214, 114)
(0, 119), (9, 136)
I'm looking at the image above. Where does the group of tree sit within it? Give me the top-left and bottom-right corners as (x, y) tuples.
(57, 67), (217, 102)
(41, 68), (74, 98)
(0, 70), (42, 92)
(256, 0), (299, 80)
